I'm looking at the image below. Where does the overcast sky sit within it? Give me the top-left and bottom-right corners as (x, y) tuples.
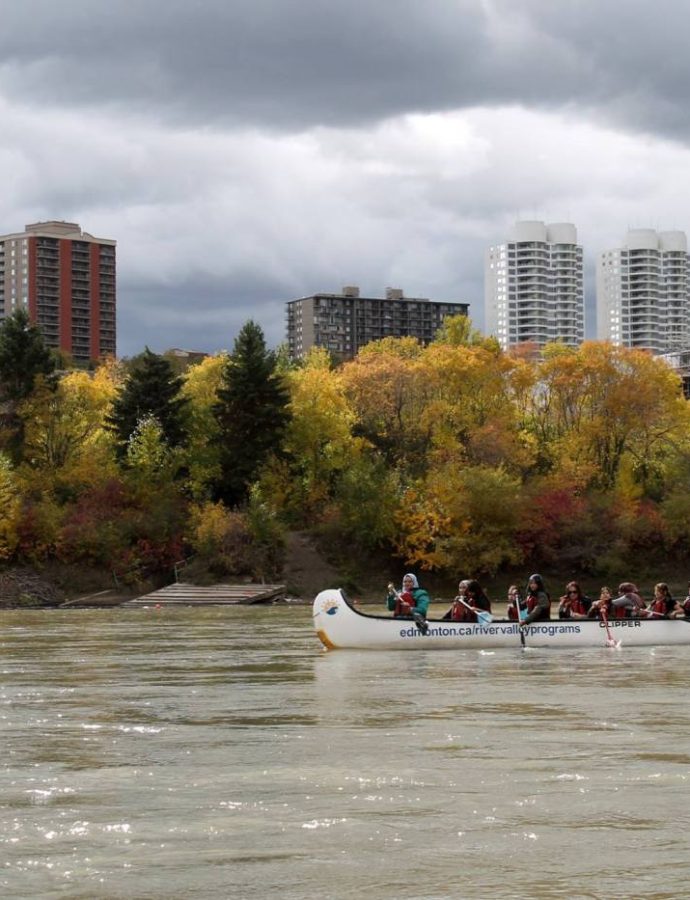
(2, 0), (690, 356)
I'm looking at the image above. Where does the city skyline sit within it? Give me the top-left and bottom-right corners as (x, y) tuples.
(2, 2), (690, 356)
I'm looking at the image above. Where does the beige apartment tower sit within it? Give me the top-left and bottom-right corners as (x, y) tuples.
(0, 220), (116, 361)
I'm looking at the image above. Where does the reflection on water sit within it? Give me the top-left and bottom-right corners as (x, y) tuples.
(2, 605), (690, 898)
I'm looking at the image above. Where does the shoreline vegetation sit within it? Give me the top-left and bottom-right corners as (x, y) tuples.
(2, 313), (690, 611)
(2, 552), (689, 612)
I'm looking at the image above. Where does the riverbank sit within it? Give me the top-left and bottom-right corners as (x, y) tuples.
(1, 540), (688, 609)
(0, 565), (143, 609)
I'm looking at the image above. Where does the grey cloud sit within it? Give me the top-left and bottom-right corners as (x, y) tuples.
(0, 1), (484, 128)
(117, 271), (293, 358)
(2, 1), (690, 140)
(2, 2), (689, 359)
(85, 103), (690, 355)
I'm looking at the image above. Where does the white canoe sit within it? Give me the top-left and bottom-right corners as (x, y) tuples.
(313, 588), (690, 650)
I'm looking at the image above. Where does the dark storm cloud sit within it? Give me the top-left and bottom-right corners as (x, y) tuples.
(0, 0), (486, 128)
(117, 270), (296, 357)
(1, 0), (690, 140)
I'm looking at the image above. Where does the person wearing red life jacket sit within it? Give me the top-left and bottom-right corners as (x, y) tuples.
(639, 582), (672, 618)
(611, 581), (647, 618)
(386, 573), (430, 619)
(444, 580), (492, 623)
(521, 574), (551, 624)
(589, 586), (613, 620)
(558, 581), (592, 620)
(506, 585), (525, 621)
(465, 580), (491, 620)
(442, 580), (470, 621)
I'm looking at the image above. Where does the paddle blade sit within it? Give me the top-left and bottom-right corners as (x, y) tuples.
(477, 611), (492, 627)
(412, 612), (429, 635)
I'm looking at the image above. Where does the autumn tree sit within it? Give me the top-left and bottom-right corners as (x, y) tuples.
(179, 353), (227, 499)
(20, 363), (120, 495)
(577, 344), (689, 491)
(435, 313), (501, 352)
(418, 341), (532, 473)
(213, 321), (290, 507)
(0, 453), (21, 559)
(394, 463), (523, 575)
(341, 337), (429, 471)
(521, 342), (689, 490)
(281, 347), (362, 514)
(126, 416), (174, 480)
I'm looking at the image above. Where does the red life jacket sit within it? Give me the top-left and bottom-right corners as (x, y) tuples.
(568, 597), (589, 616)
(527, 593), (551, 618)
(649, 596), (666, 617)
(395, 591), (416, 617)
(451, 600), (477, 622)
(613, 603), (627, 619)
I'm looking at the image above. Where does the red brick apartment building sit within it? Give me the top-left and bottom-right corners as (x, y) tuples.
(0, 220), (116, 362)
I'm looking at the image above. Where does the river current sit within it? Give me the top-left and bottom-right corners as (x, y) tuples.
(2, 604), (689, 899)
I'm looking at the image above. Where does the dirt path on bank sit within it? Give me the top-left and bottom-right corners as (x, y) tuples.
(283, 531), (342, 600)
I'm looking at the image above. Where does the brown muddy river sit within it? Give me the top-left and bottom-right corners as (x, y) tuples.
(2, 604), (689, 898)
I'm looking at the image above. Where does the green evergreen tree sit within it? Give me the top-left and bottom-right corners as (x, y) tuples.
(0, 308), (56, 404)
(213, 321), (290, 506)
(0, 308), (57, 461)
(107, 347), (188, 458)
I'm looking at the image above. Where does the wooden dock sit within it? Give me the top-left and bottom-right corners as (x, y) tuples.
(121, 582), (286, 607)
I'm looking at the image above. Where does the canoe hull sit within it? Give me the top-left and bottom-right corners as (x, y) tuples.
(312, 589), (690, 650)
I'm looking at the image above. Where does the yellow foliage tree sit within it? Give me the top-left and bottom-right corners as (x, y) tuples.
(419, 342), (533, 472)
(435, 313), (501, 352)
(0, 453), (21, 559)
(187, 500), (253, 575)
(126, 415), (173, 479)
(528, 342), (690, 489)
(395, 464), (523, 575)
(19, 363), (119, 494)
(341, 337), (430, 470)
(180, 353), (228, 498)
(283, 347), (364, 513)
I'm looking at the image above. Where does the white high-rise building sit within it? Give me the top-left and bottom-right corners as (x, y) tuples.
(596, 229), (689, 353)
(485, 220), (584, 351)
